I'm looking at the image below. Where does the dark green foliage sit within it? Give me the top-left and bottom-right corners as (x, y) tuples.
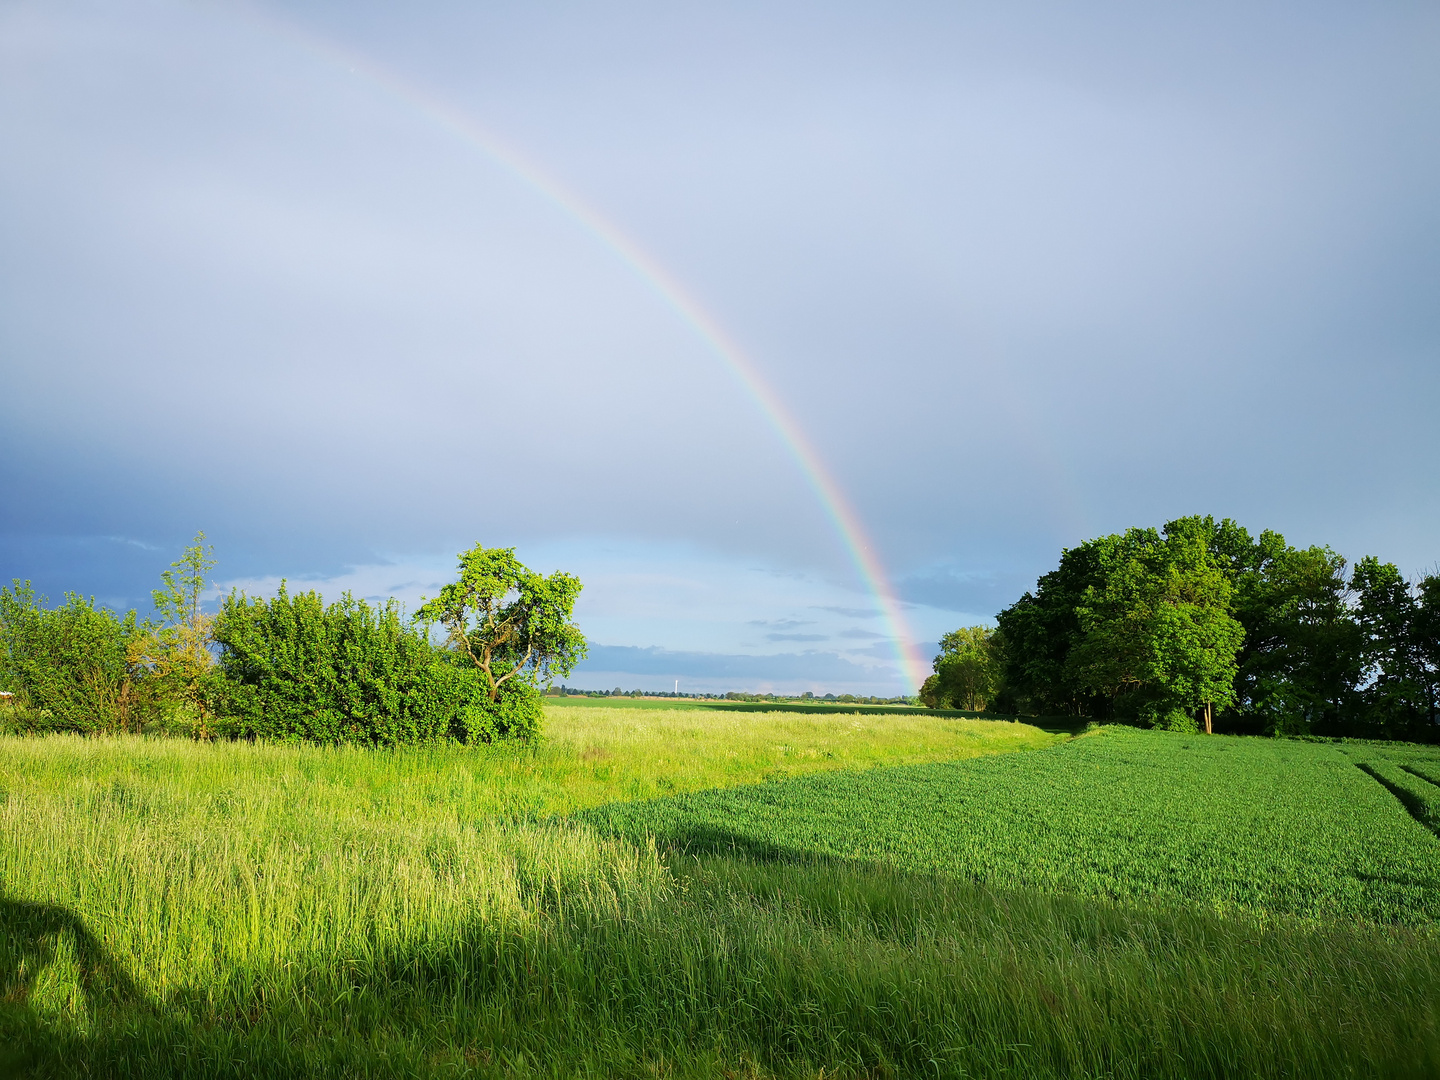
(992, 515), (1438, 738)
(993, 537), (1111, 716)
(994, 519), (1245, 727)
(0, 581), (150, 733)
(1228, 538), (1363, 734)
(1067, 520), (1244, 729)
(1352, 557), (1440, 736)
(212, 585), (539, 744)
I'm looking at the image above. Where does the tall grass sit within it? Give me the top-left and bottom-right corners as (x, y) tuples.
(2, 713), (1437, 1077)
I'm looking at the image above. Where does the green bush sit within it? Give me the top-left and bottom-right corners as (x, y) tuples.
(457, 679), (544, 743)
(0, 703), (57, 735)
(0, 581), (153, 733)
(211, 584), (539, 745)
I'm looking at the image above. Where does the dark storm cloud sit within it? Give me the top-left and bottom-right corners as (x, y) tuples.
(896, 569), (1032, 618)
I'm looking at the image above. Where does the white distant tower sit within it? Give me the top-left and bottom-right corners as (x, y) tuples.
(674, 679), (679, 695)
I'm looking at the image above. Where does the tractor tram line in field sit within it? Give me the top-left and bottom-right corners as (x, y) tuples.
(1345, 747), (1440, 838)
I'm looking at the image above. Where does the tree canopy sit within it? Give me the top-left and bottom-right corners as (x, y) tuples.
(1067, 522), (1244, 731)
(966, 515), (1437, 738)
(414, 544), (587, 702)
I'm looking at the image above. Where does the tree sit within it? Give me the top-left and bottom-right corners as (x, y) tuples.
(1350, 558), (1438, 737)
(1231, 542), (1362, 734)
(132, 532), (217, 728)
(414, 545), (586, 702)
(993, 514), (1435, 738)
(1068, 521), (1244, 732)
(994, 538), (1115, 716)
(921, 626), (1003, 710)
(213, 585), (500, 744)
(1415, 573), (1440, 730)
(1175, 516), (1363, 735)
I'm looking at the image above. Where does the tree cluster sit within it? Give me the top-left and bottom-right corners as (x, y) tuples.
(0, 540), (586, 745)
(958, 516), (1437, 738)
(0, 534), (218, 736)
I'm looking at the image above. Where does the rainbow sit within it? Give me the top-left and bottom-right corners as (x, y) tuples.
(240, 9), (931, 691)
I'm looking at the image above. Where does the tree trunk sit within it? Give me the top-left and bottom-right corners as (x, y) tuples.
(1204, 702), (1213, 735)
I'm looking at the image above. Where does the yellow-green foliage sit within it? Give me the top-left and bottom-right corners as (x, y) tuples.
(2, 710), (1438, 1078)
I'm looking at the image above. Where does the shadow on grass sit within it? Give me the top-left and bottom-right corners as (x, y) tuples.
(0, 896), (330, 1080)
(3, 855), (1439, 1080)
(1356, 762), (1440, 838)
(0, 895), (149, 1077)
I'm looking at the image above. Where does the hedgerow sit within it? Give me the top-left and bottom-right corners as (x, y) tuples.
(211, 584), (541, 745)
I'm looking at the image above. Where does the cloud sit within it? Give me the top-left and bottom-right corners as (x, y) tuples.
(841, 641), (941, 665)
(852, 640), (939, 663)
(896, 568), (1028, 617)
(838, 628), (886, 639)
(765, 632), (827, 642)
(4, 1), (1438, 698)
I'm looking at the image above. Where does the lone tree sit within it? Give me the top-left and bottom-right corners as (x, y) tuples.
(415, 545), (586, 702)
(921, 625), (1003, 711)
(149, 532), (216, 669)
(133, 531), (218, 727)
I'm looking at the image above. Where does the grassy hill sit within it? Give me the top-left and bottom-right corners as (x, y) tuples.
(1, 705), (1437, 1078)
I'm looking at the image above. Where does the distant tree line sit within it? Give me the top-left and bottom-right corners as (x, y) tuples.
(0, 539), (585, 745)
(922, 516), (1438, 739)
(542, 686), (916, 705)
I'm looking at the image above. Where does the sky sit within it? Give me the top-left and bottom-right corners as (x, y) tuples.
(2, 1), (1437, 695)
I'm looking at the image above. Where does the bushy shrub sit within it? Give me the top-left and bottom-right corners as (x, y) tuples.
(0, 581), (154, 733)
(212, 585), (539, 745)
(458, 679), (544, 743)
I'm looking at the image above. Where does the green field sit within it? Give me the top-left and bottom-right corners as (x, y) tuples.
(2, 705), (1438, 1078)
(586, 727), (1440, 923)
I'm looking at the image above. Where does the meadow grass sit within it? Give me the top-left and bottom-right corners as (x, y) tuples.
(1, 710), (1437, 1077)
(0, 706), (1060, 825)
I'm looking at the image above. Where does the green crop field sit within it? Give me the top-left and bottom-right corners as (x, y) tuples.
(2, 705), (1438, 1078)
(586, 727), (1440, 923)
